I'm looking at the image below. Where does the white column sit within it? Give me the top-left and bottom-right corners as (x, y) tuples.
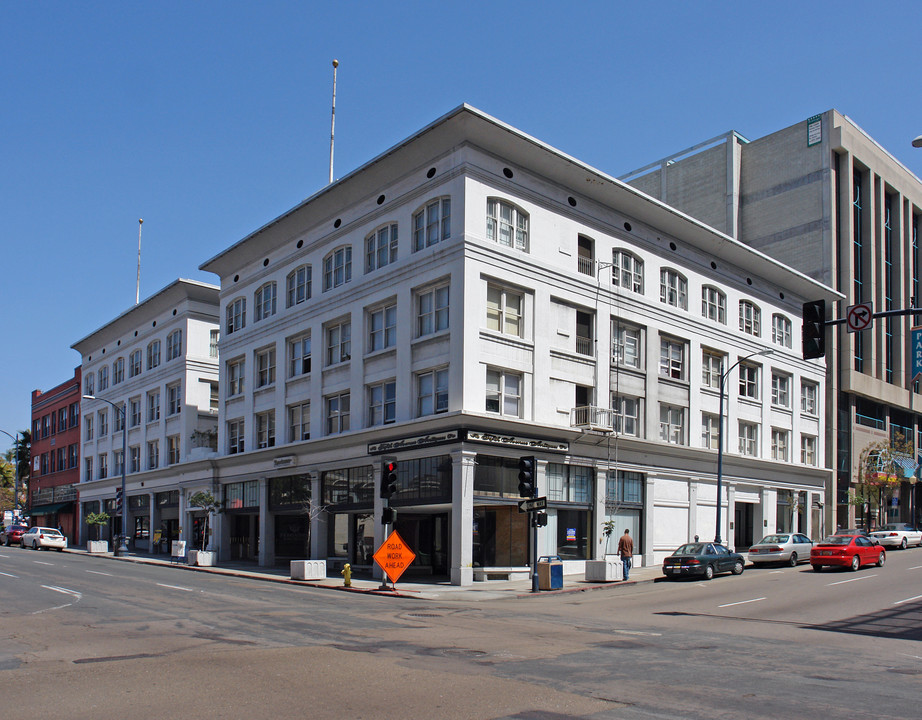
(642, 475), (655, 567)
(595, 468), (608, 558)
(726, 484), (736, 548)
(450, 450), (476, 586)
(688, 481), (699, 542)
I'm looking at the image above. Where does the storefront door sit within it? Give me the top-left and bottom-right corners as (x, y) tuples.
(394, 513), (449, 576)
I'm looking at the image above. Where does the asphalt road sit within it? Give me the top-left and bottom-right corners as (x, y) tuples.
(1, 545), (921, 719)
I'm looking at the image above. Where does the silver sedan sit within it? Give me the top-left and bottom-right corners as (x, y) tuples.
(748, 533), (813, 566)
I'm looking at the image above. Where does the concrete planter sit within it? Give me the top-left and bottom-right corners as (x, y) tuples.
(188, 550), (216, 567)
(291, 559), (327, 580)
(585, 557), (623, 582)
(87, 540), (109, 554)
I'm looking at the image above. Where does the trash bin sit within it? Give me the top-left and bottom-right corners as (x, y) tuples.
(537, 555), (563, 590)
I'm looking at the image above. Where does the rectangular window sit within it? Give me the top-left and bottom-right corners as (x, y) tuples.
(326, 321), (352, 365)
(168, 435), (181, 465)
(417, 368), (449, 416)
(326, 392), (351, 434)
(659, 404), (685, 445)
(288, 402), (310, 442)
(98, 454), (107, 480)
(485, 368), (522, 416)
(546, 463), (592, 503)
(85, 374), (94, 396)
(147, 391), (160, 422)
(84, 457), (92, 482)
(771, 428), (790, 462)
(69, 402), (79, 428)
(256, 411), (276, 449)
(228, 419), (245, 454)
(97, 409), (108, 437)
(255, 347), (276, 388)
(68, 444), (78, 469)
(612, 322), (641, 368)
(739, 421), (759, 456)
(210, 329), (220, 358)
(659, 338), (686, 380)
(98, 366), (108, 391)
(367, 381), (397, 426)
(129, 446), (140, 473)
(114, 404), (125, 432)
(167, 330), (183, 360)
(129, 398), (141, 427)
(486, 286), (523, 337)
(417, 284), (449, 337)
(771, 373), (790, 408)
(739, 363), (759, 399)
(147, 440), (159, 470)
(801, 435), (817, 465)
(702, 413), (719, 450)
(228, 358), (245, 396)
(288, 334), (312, 377)
(84, 414), (93, 441)
(113, 449), (124, 476)
(167, 382), (182, 415)
(611, 395), (639, 436)
(801, 382), (818, 415)
(368, 304), (397, 352)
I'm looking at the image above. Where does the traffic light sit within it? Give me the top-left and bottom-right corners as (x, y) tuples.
(532, 512), (548, 528)
(381, 506), (397, 525)
(115, 487), (124, 513)
(380, 457), (398, 499)
(802, 299), (826, 360)
(518, 456), (536, 498)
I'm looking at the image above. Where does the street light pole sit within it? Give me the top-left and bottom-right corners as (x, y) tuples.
(83, 395), (128, 556)
(0, 429), (20, 522)
(715, 349), (774, 545)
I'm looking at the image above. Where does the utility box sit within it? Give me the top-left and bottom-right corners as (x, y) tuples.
(537, 555), (563, 590)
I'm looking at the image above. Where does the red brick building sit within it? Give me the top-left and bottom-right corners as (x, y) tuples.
(30, 367), (81, 543)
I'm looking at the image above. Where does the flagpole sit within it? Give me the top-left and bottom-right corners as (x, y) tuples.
(136, 218), (143, 304)
(329, 59), (338, 184)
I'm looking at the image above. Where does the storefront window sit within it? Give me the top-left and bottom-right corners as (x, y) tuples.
(328, 513), (349, 558)
(776, 490), (793, 533)
(156, 490), (179, 508)
(605, 470), (644, 556)
(473, 455), (519, 498)
(269, 475), (311, 509)
(225, 481), (259, 510)
(391, 455), (452, 506)
(553, 508), (589, 560)
(546, 464), (591, 502)
(134, 515), (149, 539)
(321, 465), (374, 508)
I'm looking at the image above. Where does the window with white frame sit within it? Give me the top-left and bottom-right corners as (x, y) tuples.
(98, 365), (108, 391)
(255, 346), (276, 388)
(612, 321), (642, 368)
(486, 285), (523, 337)
(129, 349), (142, 377)
(365, 223), (398, 273)
(148, 440), (160, 469)
(801, 435), (817, 465)
(256, 410), (276, 449)
(702, 286), (727, 324)
(368, 304), (397, 352)
(98, 453), (108, 480)
(84, 374), (94, 397)
(772, 314), (792, 348)
(255, 282), (277, 322)
(660, 269), (687, 309)
(210, 329), (219, 358)
(84, 414), (93, 440)
(546, 464), (592, 503)
(129, 446), (140, 473)
(113, 357), (124, 385)
(771, 428), (790, 461)
(286, 264), (312, 308)
(147, 340), (161, 370)
(323, 246), (352, 291)
(485, 368), (522, 416)
(228, 358), (245, 396)
(413, 197), (451, 251)
(288, 334), (311, 377)
(288, 402), (310, 442)
(147, 391), (160, 422)
(129, 397), (141, 427)
(113, 404), (125, 432)
(168, 435), (181, 465)
(612, 395), (640, 436)
(801, 381), (818, 415)
(739, 421), (759, 456)
(417, 368), (448, 417)
(226, 297), (246, 334)
(97, 409), (108, 437)
(326, 321), (351, 365)
(113, 449), (124, 476)
(702, 350), (724, 389)
(417, 283), (449, 337)
(659, 337), (686, 380)
(771, 373), (791, 408)
(326, 392), (351, 434)
(167, 382), (182, 415)
(167, 329), (183, 360)
(739, 363), (759, 399)
(227, 419), (245, 454)
(612, 250), (643, 293)
(84, 457), (92, 482)
(659, 404), (685, 445)
(486, 199), (527, 250)
(739, 300), (761, 336)
(367, 381), (396, 426)
(702, 413), (719, 450)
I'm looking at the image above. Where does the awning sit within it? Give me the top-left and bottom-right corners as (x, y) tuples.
(29, 501), (74, 515)
(892, 456), (918, 478)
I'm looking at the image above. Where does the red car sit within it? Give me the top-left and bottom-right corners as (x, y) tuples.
(811, 534), (885, 572)
(1, 524), (29, 546)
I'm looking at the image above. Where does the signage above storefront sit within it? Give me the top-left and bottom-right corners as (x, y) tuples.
(368, 430), (460, 455)
(463, 430), (568, 453)
(273, 455), (296, 468)
(369, 428), (568, 455)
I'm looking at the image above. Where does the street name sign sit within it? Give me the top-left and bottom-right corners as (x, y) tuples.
(518, 496), (548, 513)
(373, 529), (417, 584)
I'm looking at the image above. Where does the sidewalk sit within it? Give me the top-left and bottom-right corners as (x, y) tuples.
(63, 546), (662, 601)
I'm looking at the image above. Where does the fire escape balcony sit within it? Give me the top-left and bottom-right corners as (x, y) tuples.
(571, 405), (613, 432)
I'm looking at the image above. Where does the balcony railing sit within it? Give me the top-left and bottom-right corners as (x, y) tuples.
(575, 335), (593, 356)
(577, 255), (595, 276)
(571, 406), (613, 431)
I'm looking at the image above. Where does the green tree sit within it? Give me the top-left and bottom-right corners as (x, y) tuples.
(856, 432), (915, 531)
(188, 491), (221, 551)
(86, 512), (110, 541)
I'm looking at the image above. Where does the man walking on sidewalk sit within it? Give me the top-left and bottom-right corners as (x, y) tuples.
(617, 529), (634, 580)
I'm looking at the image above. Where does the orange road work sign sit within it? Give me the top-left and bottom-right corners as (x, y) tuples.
(373, 529), (417, 584)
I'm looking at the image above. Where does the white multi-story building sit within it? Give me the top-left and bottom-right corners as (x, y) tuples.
(73, 279), (220, 547)
(198, 105), (837, 584)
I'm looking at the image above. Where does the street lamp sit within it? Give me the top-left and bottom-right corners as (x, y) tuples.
(715, 349), (774, 545)
(83, 395), (128, 556)
(0, 429), (20, 522)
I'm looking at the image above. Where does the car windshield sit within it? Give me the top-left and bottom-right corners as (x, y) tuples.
(758, 535), (789, 544)
(819, 536), (852, 545)
(38, 528), (61, 535)
(879, 524), (904, 531)
(674, 543), (706, 555)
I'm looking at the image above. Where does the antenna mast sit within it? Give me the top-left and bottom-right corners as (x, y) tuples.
(329, 59), (338, 184)
(136, 218), (144, 304)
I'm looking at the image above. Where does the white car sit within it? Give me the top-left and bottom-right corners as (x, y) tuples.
(21, 526), (67, 552)
(870, 523), (922, 549)
(747, 533), (814, 566)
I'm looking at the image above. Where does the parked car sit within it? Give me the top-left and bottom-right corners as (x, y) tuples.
(869, 523), (922, 549)
(810, 534), (885, 572)
(662, 542), (745, 580)
(748, 533), (813, 566)
(1, 524), (29, 546)
(21, 526), (67, 552)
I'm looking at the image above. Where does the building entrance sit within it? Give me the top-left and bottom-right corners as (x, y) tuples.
(229, 514), (258, 561)
(393, 513), (449, 576)
(734, 503), (755, 549)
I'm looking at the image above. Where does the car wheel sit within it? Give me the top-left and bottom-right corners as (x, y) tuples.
(731, 560), (744, 575)
(57, 547), (64, 552)
(877, 552), (886, 567)
(850, 554), (860, 571)
(704, 564), (715, 580)
(788, 552), (798, 567)
(901, 538), (908, 550)
(812, 564), (823, 573)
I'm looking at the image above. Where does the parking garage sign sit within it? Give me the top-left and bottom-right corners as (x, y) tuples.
(912, 327), (922, 384)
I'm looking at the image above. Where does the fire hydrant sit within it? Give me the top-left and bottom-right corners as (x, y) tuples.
(341, 563), (352, 587)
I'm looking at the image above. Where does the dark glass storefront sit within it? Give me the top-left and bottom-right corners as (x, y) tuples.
(269, 474), (312, 562)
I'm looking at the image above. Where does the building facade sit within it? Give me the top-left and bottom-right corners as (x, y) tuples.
(622, 110), (922, 529)
(72, 279), (220, 548)
(197, 105), (834, 584)
(29, 367), (82, 541)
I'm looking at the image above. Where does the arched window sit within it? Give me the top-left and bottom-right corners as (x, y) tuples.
(701, 286), (726, 324)
(612, 250), (643, 293)
(772, 313), (792, 347)
(323, 246), (352, 291)
(739, 300), (761, 336)
(286, 264), (312, 308)
(659, 268), (687, 309)
(486, 198), (528, 251)
(255, 282), (277, 322)
(226, 297), (246, 334)
(413, 197), (451, 251)
(366, 223), (398, 272)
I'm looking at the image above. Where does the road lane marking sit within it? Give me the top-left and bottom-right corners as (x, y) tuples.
(157, 583), (193, 592)
(909, 565), (922, 570)
(42, 585), (82, 598)
(34, 561), (55, 566)
(86, 570), (112, 576)
(894, 594), (922, 605)
(614, 629), (662, 637)
(718, 597), (766, 608)
(0, 553), (10, 558)
(0, 571), (18, 578)
(768, 571), (783, 574)
(826, 574), (877, 586)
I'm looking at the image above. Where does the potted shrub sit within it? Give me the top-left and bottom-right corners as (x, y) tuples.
(86, 512), (110, 553)
(187, 490), (220, 567)
(585, 519), (623, 582)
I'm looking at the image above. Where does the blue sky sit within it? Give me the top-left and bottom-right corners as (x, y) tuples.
(3, 1), (922, 445)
